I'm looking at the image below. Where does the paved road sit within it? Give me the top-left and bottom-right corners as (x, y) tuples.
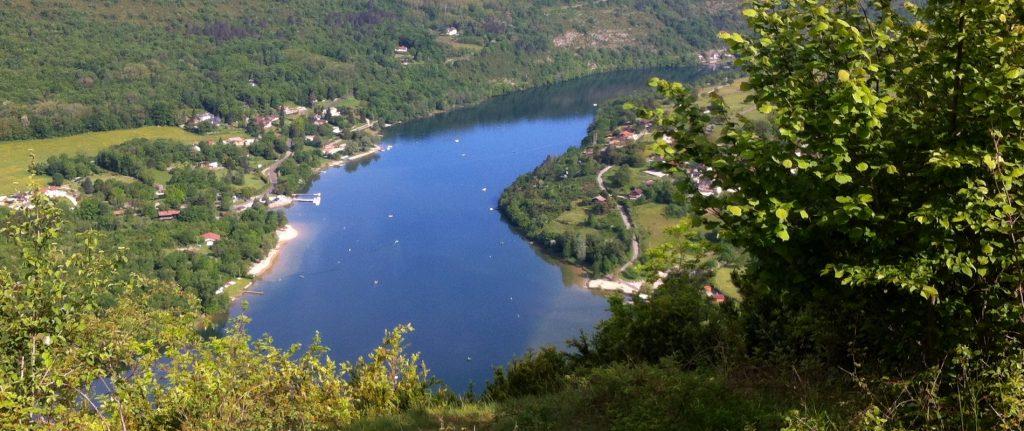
(260, 150), (292, 198)
(596, 165), (641, 274)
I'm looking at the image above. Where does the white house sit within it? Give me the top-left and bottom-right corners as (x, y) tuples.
(445, 27), (459, 36)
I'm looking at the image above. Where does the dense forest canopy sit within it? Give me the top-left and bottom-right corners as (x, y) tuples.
(0, 0), (744, 140)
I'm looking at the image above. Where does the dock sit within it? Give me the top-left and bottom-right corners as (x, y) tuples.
(292, 192), (322, 206)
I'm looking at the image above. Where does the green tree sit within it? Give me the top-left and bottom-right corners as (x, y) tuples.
(81, 177), (94, 194)
(641, 0), (1024, 426)
(0, 196), (197, 427)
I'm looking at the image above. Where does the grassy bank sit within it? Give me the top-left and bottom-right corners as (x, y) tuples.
(0, 126), (240, 194)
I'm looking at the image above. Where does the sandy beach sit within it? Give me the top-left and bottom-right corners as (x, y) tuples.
(248, 224), (299, 277)
(327, 146), (382, 168)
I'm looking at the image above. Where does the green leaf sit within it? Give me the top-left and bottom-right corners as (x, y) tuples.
(835, 173), (853, 184)
(776, 228), (790, 241)
(799, 210), (809, 219)
(782, 159), (793, 168)
(984, 154), (997, 170)
(1007, 68), (1022, 79)
(742, 8), (757, 17)
(856, 162), (868, 172)
(727, 205), (743, 216)
(838, 70), (850, 81)
(775, 208), (789, 220)
(921, 286), (938, 299)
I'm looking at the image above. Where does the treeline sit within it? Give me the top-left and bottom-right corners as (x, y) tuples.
(0, 0), (744, 141)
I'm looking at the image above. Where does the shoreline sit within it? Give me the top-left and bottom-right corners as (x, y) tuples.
(324, 146), (382, 168)
(248, 224), (299, 277)
(226, 224), (299, 301)
(229, 147), (381, 302)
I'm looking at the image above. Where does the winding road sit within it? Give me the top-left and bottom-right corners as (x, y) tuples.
(596, 165), (641, 274)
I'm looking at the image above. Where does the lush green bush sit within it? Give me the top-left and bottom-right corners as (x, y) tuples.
(484, 347), (570, 402)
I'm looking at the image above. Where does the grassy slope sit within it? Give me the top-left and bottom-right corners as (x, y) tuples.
(345, 363), (849, 431)
(0, 127), (239, 195)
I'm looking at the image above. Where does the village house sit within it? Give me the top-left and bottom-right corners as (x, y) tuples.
(223, 136), (254, 147)
(323, 107), (341, 118)
(592, 195), (607, 204)
(282, 106), (309, 116)
(445, 27), (459, 36)
(254, 115), (279, 129)
(321, 142), (347, 156)
(200, 232), (222, 246)
(158, 210), (180, 221)
(0, 193), (32, 210)
(628, 188), (644, 200)
(395, 45), (409, 53)
(41, 186), (78, 207)
(188, 111), (218, 126)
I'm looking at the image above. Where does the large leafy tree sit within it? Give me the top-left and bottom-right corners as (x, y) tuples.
(642, 0), (1024, 424)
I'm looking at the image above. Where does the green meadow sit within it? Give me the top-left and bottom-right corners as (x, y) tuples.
(0, 127), (239, 195)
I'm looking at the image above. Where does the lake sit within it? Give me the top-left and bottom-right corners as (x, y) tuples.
(232, 67), (712, 391)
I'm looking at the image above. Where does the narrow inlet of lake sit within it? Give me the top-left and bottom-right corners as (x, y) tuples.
(231, 67), (713, 390)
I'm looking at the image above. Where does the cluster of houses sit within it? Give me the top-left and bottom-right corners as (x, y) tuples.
(0, 186), (78, 210)
(697, 49), (735, 68)
(592, 187), (645, 205)
(683, 162), (729, 197)
(606, 128), (644, 147)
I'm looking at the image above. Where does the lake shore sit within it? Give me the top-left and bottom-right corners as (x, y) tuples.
(325, 146), (382, 168)
(247, 224), (299, 278)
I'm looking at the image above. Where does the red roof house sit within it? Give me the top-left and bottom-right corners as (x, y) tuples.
(158, 210), (181, 220)
(201, 232), (222, 245)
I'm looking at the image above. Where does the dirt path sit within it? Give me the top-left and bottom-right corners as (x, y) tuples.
(596, 165), (641, 274)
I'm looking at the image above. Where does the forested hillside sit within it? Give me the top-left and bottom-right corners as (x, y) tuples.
(0, 0), (743, 140)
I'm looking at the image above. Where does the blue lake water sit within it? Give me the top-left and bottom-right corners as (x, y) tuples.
(232, 67), (712, 390)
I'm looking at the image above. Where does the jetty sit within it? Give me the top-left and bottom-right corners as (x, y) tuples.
(293, 192), (322, 206)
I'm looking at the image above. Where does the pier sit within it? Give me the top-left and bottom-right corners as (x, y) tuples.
(292, 192), (322, 206)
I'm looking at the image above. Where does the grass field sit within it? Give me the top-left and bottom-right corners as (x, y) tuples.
(548, 205), (603, 237)
(222, 277), (254, 300)
(0, 126), (240, 195)
(630, 202), (679, 249)
(712, 267), (741, 300)
(697, 78), (765, 123)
